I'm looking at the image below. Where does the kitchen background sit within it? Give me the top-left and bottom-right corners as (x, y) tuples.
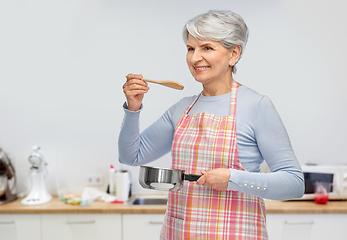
(0, 0), (346, 197)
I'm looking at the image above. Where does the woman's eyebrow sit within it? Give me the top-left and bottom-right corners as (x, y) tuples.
(186, 43), (214, 48)
(200, 43), (214, 47)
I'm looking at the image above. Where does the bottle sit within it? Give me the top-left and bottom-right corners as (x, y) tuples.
(107, 165), (116, 196)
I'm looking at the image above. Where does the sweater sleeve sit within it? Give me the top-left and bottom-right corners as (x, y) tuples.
(228, 96), (304, 200)
(118, 102), (176, 166)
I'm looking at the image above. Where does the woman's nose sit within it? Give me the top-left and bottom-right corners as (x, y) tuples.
(190, 50), (203, 63)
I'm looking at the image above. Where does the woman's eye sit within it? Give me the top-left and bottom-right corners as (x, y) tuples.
(205, 46), (212, 50)
(187, 47), (194, 51)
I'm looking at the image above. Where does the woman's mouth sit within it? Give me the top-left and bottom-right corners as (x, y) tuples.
(194, 66), (209, 72)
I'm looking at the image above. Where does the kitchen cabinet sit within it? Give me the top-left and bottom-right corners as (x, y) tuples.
(2, 197), (347, 240)
(267, 213), (347, 240)
(123, 214), (164, 240)
(0, 214), (41, 240)
(41, 214), (122, 240)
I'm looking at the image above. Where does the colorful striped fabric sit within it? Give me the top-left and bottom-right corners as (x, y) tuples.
(160, 81), (268, 239)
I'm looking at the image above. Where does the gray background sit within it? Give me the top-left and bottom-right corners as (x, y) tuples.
(1, 0), (346, 195)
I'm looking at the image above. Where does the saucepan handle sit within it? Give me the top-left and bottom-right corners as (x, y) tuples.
(183, 174), (202, 182)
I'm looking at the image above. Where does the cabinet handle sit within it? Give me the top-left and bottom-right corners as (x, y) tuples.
(0, 221), (15, 224)
(284, 220), (314, 225)
(67, 220), (96, 224)
(148, 221), (164, 225)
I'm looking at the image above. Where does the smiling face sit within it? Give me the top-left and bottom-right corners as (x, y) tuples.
(186, 34), (240, 95)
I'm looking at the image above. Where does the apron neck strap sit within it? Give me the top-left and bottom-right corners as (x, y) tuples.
(184, 80), (239, 116)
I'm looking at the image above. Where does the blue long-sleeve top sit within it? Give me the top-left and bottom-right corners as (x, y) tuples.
(118, 85), (304, 201)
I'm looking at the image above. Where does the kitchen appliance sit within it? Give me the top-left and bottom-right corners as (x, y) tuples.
(300, 165), (347, 200)
(139, 166), (201, 191)
(0, 149), (17, 205)
(21, 145), (52, 205)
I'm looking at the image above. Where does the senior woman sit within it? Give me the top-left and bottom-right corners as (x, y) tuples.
(119, 10), (304, 239)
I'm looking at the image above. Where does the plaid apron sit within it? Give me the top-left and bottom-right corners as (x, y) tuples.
(160, 81), (268, 239)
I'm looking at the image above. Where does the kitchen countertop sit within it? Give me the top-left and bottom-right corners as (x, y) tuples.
(1, 196), (347, 214)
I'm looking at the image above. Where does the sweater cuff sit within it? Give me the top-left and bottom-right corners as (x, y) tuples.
(122, 102), (143, 113)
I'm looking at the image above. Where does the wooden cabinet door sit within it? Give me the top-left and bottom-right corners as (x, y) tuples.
(0, 214), (41, 240)
(41, 214), (122, 240)
(123, 214), (164, 240)
(267, 214), (347, 240)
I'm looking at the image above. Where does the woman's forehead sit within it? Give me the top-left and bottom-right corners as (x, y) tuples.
(187, 34), (220, 46)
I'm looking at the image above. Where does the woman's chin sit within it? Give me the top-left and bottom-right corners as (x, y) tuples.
(193, 75), (208, 84)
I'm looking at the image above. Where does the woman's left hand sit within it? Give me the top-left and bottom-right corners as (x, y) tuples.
(196, 168), (230, 191)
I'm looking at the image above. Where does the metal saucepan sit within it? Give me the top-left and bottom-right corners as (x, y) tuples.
(139, 166), (201, 191)
(0, 176), (7, 197)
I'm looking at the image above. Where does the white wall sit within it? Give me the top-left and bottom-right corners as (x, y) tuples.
(1, 0), (346, 196)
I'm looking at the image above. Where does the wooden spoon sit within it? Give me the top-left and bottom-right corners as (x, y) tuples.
(142, 78), (184, 90)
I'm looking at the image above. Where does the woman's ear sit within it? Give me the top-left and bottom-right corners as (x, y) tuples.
(229, 45), (242, 66)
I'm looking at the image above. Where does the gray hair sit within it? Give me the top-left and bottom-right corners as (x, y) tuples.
(183, 10), (249, 73)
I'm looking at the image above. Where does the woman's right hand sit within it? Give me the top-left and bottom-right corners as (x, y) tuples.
(123, 74), (149, 111)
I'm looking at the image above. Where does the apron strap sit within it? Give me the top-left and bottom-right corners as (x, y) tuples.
(184, 80), (239, 116)
(229, 80), (239, 116)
